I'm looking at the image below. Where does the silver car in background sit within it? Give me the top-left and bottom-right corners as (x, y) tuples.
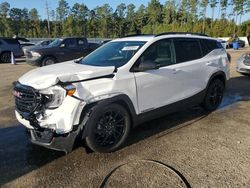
(22, 39), (53, 54)
(236, 53), (250, 75)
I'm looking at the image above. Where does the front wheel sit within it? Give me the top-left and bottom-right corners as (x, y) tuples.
(85, 104), (131, 153)
(0, 52), (11, 63)
(42, 57), (56, 66)
(203, 79), (225, 111)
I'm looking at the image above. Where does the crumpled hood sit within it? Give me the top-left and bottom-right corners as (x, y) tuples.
(18, 61), (115, 90)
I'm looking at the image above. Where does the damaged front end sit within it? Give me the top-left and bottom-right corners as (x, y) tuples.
(13, 81), (84, 153)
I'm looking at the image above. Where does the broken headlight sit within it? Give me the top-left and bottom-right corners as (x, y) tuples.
(40, 86), (66, 109)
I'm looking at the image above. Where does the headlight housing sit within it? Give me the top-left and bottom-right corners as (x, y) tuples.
(40, 84), (76, 109)
(31, 51), (41, 57)
(40, 86), (66, 109)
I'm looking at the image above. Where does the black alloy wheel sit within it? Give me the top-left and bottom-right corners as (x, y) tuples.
(0, 52), (11, 63)
(85, 104), (131, 153)
(203, 79), (225, 111)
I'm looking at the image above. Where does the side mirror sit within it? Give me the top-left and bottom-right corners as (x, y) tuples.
(60, 43), (65, 48)
(133, 60), (159, 72)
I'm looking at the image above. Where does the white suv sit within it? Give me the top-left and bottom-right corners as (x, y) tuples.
(13, 33), (230, 153)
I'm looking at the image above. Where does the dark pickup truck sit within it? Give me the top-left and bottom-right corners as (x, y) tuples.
(25, 37), (99, 66)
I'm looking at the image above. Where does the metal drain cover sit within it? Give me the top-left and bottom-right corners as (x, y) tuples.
(100, 160), (190, 188)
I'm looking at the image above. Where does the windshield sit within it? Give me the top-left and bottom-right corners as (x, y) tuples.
(80, 41), (146, 68)
(48, 39), (62, 47)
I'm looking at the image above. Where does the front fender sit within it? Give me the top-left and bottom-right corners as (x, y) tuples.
(77, 94), (137, 139)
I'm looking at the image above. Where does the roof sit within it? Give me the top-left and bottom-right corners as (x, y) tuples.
(112, 32), (216, 42)
(113, 35), (155, 42)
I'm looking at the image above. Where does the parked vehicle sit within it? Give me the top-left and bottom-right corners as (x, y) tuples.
(0, 37), (24, 63)
(23, 39), (53, 54)
(13, 33), (230, 153)
(88, 42), (101, 51)
(25, 37), (96, 66)
(20, 42), (36, 48)
(227, 39), (245, 49)
(236, 53), (250, 75)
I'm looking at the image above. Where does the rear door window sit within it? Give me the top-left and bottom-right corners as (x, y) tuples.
(173, 38), (202, 63)
(77, 38), (88, 48)
(200, 39), (223, 56)
(64, 38), (77, 48)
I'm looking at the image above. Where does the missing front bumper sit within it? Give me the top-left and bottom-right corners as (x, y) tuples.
(29, 128), (79, 153)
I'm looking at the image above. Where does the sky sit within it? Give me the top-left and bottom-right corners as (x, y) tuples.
(1, 0), (249, 23)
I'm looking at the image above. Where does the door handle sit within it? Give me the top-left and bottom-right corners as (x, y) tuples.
(206, 62), (216, 66)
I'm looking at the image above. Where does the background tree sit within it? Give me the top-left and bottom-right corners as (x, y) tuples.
(0, 1), (249, 38)
(200, 0), (209, 34)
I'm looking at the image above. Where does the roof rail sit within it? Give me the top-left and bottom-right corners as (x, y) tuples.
(123, 34), (155, 38)
(155, 32), (208, 37)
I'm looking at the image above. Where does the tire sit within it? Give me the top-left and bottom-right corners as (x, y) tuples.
(85, 103), (131, 153)
(0, 51), (11, 63)
(203, 79), (225, 111)
(42, 56), (56, 66)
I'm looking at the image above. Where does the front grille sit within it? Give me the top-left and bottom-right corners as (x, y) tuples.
(13, 82), (42, 119)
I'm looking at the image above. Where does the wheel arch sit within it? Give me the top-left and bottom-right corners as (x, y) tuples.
(207, 71), (226, 88)
(41, 55), (58, 65)
(79, 94), (137, 139)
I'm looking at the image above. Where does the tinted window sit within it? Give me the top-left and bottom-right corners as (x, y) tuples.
(173, 38), (202, 63)
(77, 38), (87, 47)
(64, 39), (76, 48)
(3, 39), (19, 45)
(200, 39), (223, 56)
(137, 39), (175, 68)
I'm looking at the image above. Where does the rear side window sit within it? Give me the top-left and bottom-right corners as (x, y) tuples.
(200, 39), (223, 56)
(64, 38), (76, 48)
(3, 39), (19, 45)
(173, 38), (202, 63)
(77, 38), (88, 47)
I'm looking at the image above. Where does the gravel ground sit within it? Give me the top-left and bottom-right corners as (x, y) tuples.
(0, 48), (250, 188)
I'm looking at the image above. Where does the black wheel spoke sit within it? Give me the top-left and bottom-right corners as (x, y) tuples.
(94, 109), (126, 148)
(208, 82), (224, 107)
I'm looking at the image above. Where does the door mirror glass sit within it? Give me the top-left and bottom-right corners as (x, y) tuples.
(134, 60), (159, 72)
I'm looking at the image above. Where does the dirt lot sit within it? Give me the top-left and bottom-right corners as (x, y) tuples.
(1, 49), (250, 188)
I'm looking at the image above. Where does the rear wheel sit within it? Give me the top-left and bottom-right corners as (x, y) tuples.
(203, 79), (225, 111)
(42, 56), (56, 66)
(0, 52), (11, 63)
(85, 104), (131, 153)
